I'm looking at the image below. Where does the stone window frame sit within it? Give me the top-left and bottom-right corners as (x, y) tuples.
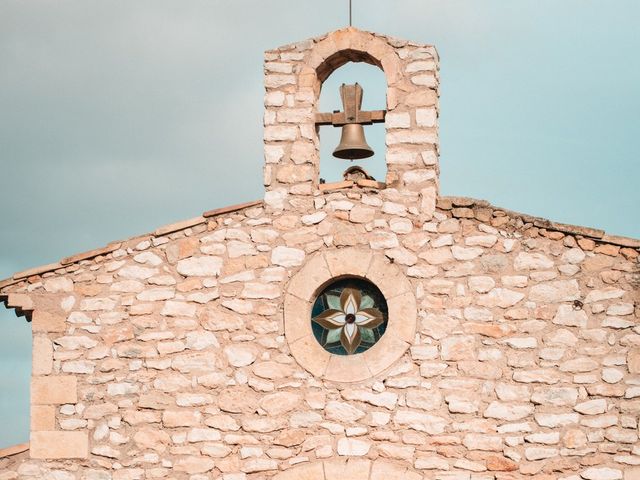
(284, 248), (416, 382)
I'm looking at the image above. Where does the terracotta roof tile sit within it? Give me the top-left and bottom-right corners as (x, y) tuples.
(0, 442), (29, 458)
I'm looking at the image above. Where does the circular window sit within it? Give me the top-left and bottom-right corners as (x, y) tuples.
(284, 248), (417, 382)
(311, 278), (388, 355)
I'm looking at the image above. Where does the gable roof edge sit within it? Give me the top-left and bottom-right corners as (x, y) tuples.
(0, 200), (263, 292)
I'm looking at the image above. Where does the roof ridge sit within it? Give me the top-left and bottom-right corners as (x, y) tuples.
(438, 195), (640, 247)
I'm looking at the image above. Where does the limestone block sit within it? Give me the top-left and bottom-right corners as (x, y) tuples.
(276, 165), (315, 184)
(514, 252), (554, 270)
(264, 126), (297, 142)
(133, 428), (171, 452)
(118, 264), (158, 279)
(553, 305), (588, 327)
(411, 73), (437, 87)
(32, 336), (53, 375)
(271, 246), (305, 267)
(30, 431), (88, 459)
(415, 108), (437, 127)
(177, 256), (223, 277)
(31, 311), (65, 333)
(386, 112), (410, 129)
(580, 467), (623, 480)
(484, 401), (534, 421)
(440, 335), (476, 361)
(337, 438), (371, 456)
(224, 345), (258, 367)
(30, 405), (55, 431)
(174, 456), (216, 474)
(43, 276), (73, 293)
(31, 376), (77, 405)
(529, 279), (580, 303)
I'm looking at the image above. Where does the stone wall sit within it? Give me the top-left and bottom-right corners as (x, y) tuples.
(1, 28), (639, 480)
(0, 190), (638, 480)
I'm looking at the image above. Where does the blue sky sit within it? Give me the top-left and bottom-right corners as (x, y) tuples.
(1, 0), (639, 447)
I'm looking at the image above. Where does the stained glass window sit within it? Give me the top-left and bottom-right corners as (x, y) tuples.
(311, 278), (388, 355)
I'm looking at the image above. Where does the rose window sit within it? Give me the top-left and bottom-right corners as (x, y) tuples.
(311, 278), (388, 355)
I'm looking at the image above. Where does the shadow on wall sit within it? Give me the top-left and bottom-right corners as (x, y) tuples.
(318, 62), (387, 183)
(0, 303), (31, 448)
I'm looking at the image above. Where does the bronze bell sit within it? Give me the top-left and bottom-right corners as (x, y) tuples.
(333, 123), (374, 160)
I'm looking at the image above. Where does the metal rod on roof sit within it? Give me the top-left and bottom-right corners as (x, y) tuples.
(349, 0), (352, 26)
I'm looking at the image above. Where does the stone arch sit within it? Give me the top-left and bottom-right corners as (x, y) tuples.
(303, 28), (403, 108)
(316, 49), (382, 84)
(273, 458), (424, 480)
(316, 55), (388, 184)
(300, 30), (405, 189)
(263, 28), (440, 220)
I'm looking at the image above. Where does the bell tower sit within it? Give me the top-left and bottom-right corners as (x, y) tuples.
(262, 28), (439, 219)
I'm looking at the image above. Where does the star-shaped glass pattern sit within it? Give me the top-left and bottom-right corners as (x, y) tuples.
(311, 278), (388, 355)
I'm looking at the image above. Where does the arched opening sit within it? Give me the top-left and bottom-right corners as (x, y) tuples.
(0, 301), (31, 449)
(318, 61), (387, 184)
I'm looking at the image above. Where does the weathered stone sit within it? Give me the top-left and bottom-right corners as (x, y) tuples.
(531, 387), (578, 406)
(161, 301), (196, 317)
(553, 304), (588, 327)
(271, 246), (305, 266)
(524, 431), (560, 444)
(174, 456), (215, 474)
(394, 411), (447, 434)
(133, 428), (171, 452)
(43, 276), (74, 293)
(560, 357), (599, 373)
(177, 256), (223, 276)
(513, 369), (561, 384)
(259, 392), (301, 416)
(345, 205), (374, 224)
(486, 455), (518, 471)
(584, 287), (625, 303)
(524, 447), (558, 460)
(406, 390), (442, 410)
(326, 401), (366, 422)
(223, 345), (257, 367)
(580, 467), (623, 480)
(218, 388), (259, 414)
(477, 288), (525, 308)
(162, 410), (201, 427)
(504, 337), (537, 349)
(462, 433), (503, 451)
(468, 276), (495, 293)
(415, 456), (450, 470)
(574, 399), (607, 415)
(337, 438), (371, 456)
(484, 401), (534, 421)
(440, 335), (475, 361)
(32, 376), (77, 405)
(535, 412), (579, 427)
(31, 431), (88, 459)
(529, 279), (580, 303)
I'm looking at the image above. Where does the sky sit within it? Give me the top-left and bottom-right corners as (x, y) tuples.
(0, 0), (639, 447)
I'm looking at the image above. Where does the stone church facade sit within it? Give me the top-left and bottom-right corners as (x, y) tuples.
(1, 28), (639, 480)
